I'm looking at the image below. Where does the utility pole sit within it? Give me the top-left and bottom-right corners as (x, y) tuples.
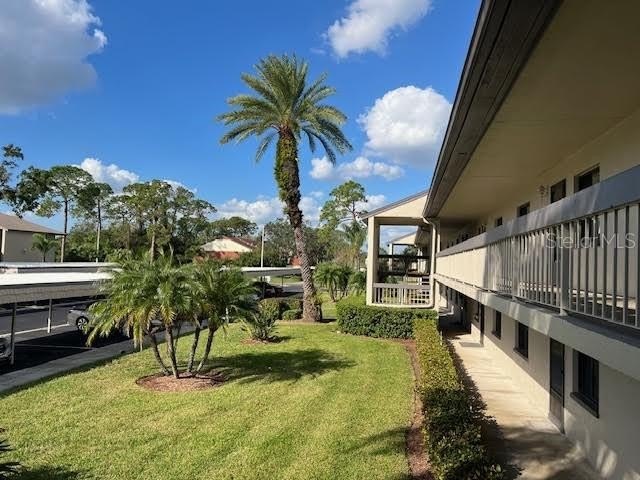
(260, 225), (265, 268)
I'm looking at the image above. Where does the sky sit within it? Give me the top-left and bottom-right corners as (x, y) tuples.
(0, 0), (479, 241)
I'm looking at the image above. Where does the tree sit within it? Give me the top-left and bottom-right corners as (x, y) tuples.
(31, 233), (58, 261)
(219, 54), (352, 322)
(320, 180), (366, 230)
(37, 166), (93, 261)
(314, 262), (352, 302)
(208, 216), (257, 239)
(0, 144), (24, 203)
(343, 220), (366, 269)
(76, 182), (113, 261)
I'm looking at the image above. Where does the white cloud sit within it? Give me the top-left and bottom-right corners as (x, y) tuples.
(163, 179), (197, 194)
(358, 86), (451, 168)
(326, 0), (431, 58)
(79, 158), (139, 191)
(216, 194), (327, 226)
(0, 0), (107, 114)
(310, 156), (404, 181)
(358, 194), (387, 213)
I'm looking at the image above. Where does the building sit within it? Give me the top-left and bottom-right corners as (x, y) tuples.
(200, 236), (256, 260)
(0, 213), (62, 262)
(364, 1), (640, 478)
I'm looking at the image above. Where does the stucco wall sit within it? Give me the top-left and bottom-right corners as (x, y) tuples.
(3, 230), (55, 262)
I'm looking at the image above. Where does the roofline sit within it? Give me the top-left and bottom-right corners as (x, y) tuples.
(360, 190), (429, 220)
(423, 0), (561, 218)
(387, 230), (418, 245)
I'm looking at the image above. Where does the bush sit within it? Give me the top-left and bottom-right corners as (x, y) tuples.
(259, 299), (281, 323)
(279, 298), (302, 312)
(414, 319), (503, 480)
(242, 313), (277, 341)
(336, 296), (436, 339)
(282, 309), (302, 321)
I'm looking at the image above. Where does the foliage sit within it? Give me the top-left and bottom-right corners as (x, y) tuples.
(0, 144), (24, 207)
(31, 233), (58, 261)
(242, 312), (277, 341)
(280, 298), (303, 312)
(208, 216), (257, 239)
(315, 262), (352, 302)
(219, 54), (352, 322)
(258, 298), (281, 323)
(282, 309), (302, 321)
(348, 270), (366, 295)
(320, 180), (366, 230)
(335, 296), (436, 339)
(343, 220), (366, 269)
(414, 319), (503, 480)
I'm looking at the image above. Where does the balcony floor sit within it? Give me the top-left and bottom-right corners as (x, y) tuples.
(448, 331), (601, 480)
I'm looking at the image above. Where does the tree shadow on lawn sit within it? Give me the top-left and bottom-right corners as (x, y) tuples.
(209, 348), (355, 384)
(11, 466), (84, 480)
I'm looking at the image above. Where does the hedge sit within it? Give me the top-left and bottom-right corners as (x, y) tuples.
(282, 309), (302, 321)
(335, 296), (437, 339)
(414, 319), (503, 480)
(259, 297), (303, 322)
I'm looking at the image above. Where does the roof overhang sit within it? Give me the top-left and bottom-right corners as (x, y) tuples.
(361, 190), (429, 225)
(424, 0), (560, 219)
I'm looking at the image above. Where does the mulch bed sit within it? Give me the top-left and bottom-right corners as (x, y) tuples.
(397, 339), (434, 480)
(136, 371), (225, 392)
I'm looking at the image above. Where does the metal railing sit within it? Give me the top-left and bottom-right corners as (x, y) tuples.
(372, 280), (431, 307)
(437, 203), (640, 329)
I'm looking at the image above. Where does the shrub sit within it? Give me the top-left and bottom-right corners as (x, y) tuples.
(259, 298), (281, 323)
(414, 319), (503, 480)
(348, 270), (366, 295)
(279, 298), (302, 312)
(282, 309), (302, 321)
(315, 262), (352, 301)
(336, 296), (436, 339)
(242, 313), (277, 341)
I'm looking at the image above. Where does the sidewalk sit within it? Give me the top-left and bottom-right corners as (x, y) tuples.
(0, 338), (135, 394)
(449, 332), (601, 480)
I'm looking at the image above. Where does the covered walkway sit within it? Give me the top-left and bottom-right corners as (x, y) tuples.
(449, 332), (601, 480)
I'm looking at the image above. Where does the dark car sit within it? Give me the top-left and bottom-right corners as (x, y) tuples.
(252, 280), (283, 299)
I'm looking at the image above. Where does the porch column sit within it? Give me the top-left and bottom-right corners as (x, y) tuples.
(429, 221), (439, 310)
(366, 217), (380, 305)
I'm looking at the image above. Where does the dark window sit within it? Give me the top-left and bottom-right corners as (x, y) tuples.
(517, 203), (530, 217)
(550, 180), (566, 203)
(493, 311), (502, 338)
(575, 166), (600, 192)
(515, 322), (529, 358)
(495, 217), (503, 228)
(573, 351), (599, 415)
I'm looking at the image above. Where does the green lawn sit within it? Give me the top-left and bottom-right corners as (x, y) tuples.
(0, 323), (413, 480)
(319, 291), (337, 320)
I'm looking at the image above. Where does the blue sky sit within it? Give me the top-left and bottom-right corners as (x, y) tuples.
(0, 0), (479, 229)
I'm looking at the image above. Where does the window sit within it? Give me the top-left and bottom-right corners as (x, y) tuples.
(549, 179), (566, 203)
(492, 311), (502, 338)
(575, 166), (600, 192)
(515, 322), (529, 358)
(572, 351), (599, 416)
(517, 203), (530, 217)
(495, 217), (503, 228)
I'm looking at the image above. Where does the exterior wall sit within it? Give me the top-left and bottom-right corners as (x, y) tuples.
(3, 231), (55, 262)
(202, 238), (253, 254)
(204, 251), (242, 261)
(447, 290), (640, 480)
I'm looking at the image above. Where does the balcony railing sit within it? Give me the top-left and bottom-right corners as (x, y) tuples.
(436, 167), (640, 330)
(373, 280), (431, 307)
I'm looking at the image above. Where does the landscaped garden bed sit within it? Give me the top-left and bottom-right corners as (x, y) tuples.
(0, 323), (413, 480)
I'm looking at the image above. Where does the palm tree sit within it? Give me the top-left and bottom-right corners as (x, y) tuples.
(343, 220), (366, 270)
(88, 256), (200, 378)
(315, 262), (352, 302)
(219, 55), (352, 322)
(31, 233), (58, 261)
(192, 261), (257, 373)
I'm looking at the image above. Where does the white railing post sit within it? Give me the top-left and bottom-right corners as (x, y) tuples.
(559, 223), (571, 316)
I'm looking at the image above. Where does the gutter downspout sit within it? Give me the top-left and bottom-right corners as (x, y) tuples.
(425, 218), (439, 310)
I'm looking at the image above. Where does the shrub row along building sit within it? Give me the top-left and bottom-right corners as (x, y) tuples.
(364, 1), (640, 478)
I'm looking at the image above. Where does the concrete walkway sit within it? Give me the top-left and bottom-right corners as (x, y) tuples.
(449, 332), (601, 480)
(0, 338), (135, 394)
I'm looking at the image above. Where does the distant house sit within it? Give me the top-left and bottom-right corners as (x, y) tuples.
(200, 237), (256, 260)
(0, 213), (62, 262)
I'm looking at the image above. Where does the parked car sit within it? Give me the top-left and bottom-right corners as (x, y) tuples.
(0, 337), (10, 364)
(67, 307), (163, 334)
(252, 280), (283, 299)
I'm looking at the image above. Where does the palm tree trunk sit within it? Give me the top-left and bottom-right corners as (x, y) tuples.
(196, 325), (217, 373)
(187, 323), (201, 373)
(275, 132), (320, 322)
(148, 332), (171, 376)
(165, 327), (179, 378)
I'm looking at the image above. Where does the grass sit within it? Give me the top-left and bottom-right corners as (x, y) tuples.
(0, 323), (413, 480)
(319, 291), (337, 320)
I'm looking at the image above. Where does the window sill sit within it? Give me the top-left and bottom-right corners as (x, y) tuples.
(570, 392), (599, 418)
(491, 330), (501, 339)
(513, 347), (529, 361)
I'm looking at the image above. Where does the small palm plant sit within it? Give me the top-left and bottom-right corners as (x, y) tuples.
(31, 233), (58, 261)
(0, 429), (20, 479)
(315, 262), (352, 302)
(219, 54), (352, 322)
(192, 261), (257, 373)
(88, 256), (200, 378)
